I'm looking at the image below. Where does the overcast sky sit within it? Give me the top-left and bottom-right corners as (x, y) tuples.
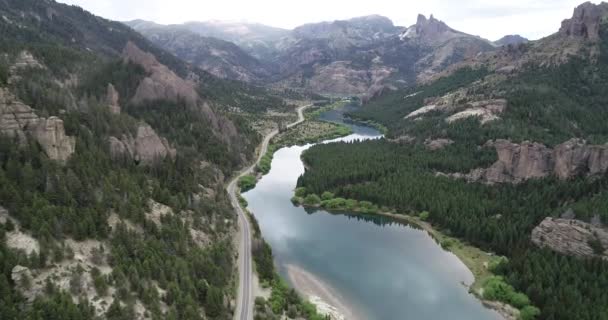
(57, 0), (594, 40)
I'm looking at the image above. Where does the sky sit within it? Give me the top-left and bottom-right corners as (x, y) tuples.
(57, 0), (595, 40)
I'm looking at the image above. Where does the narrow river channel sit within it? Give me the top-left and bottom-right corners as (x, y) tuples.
(242, 104), (503, 320)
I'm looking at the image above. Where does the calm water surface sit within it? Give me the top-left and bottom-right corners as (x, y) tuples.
(243, 105), (502, 320)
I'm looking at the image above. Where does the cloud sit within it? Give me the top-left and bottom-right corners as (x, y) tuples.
(57, 0), (594, 40)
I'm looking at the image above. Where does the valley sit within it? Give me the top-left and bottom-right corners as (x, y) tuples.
(1, 1), (608, 320)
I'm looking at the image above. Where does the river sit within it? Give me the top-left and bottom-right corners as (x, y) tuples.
(242, 104), (502, 320)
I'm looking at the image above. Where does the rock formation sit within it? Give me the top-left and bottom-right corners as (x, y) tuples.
(532, 217), (608, 259)
(106, 83), (121, 114)
(0, 88), (75, 162)
(559, 2), (608, 40)
(451, 139), (608, 184)
(122, 41), (199, 107)
(109, 123), (176, 164)
(425, 138), (454, 150)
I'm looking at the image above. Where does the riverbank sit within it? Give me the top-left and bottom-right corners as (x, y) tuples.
(286, 264), (358, 320)
(294, 199), (519, 320)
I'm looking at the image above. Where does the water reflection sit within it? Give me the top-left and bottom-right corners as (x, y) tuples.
(243, 104), (502, 320)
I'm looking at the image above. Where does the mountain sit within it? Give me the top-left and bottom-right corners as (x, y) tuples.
(125, 21), (272, 82)
(0, 0), (294, 319)
(494, 34), (529, 46)
(176, 20), (290, 60)
(139, 14), (495, 96)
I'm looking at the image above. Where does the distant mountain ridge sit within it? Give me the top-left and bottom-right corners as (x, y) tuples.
(128, 14), (495, 96)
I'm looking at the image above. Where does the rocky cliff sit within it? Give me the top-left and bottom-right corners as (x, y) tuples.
(559, 1), (608, 41)
(450, 139), (608, 184)
(532, 217), (608, 259)
(123, 41), (199, 107)
(109, 123), (176, 164)
(0, 88), (75, 162)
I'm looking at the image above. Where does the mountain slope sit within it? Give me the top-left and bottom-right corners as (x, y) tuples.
(132, 14), (496, 96)
(0, 0), (293, 319)
(125, 21), (273, 82)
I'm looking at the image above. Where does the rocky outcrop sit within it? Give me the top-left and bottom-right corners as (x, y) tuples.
(106, 83), (120, 114)
(494, 35), (529, 47)
(532, 217), (608, 259)
(0, 88), (75, 162)
(122, 41), (199, 107)
(559, 2), (608, 41)
(30, 117), (76, 162)
(405, 94), (506, 125)
(553, 139), (608, 179)
(8, 51), (46, 84)
(425, 138), (454, 150)
(109, 123), (176, 164)
(450, 139), (608, 184)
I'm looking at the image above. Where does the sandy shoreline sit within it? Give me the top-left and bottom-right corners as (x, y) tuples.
(285, 264), (360, 320)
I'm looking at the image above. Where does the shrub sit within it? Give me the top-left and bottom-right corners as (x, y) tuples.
(519, 305), (541, 320)
(419, 211), (430, 220)
(290, 196), (303, 205)
(345, 199), (358, 210)
(294, 187), (307, 197)
(321, 191), (335, 200)
(238, 175), (257, 192)
(304, 194), (321, 205)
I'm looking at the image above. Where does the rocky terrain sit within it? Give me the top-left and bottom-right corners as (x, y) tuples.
(0, 88), (75, 162)
(444, 139), (608, 184)
(108, 124), (176, 164)
(532, 217), (608, 259)
(129, 14), (496, 96)
(125, 23), (272, 82)
(494, 35), (529, 47)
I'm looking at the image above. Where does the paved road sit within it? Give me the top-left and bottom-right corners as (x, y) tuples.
(229, 105), (308, 320)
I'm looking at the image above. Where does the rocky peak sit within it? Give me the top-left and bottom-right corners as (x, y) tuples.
(413, 14), (452, 38)
(559, 1), (608, 40)
(494, 35), (529, 46)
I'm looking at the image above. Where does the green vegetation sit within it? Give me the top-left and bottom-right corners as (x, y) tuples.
(257, 145), (277, 174)
(272, 120), (352, 147)
(296, 41), (608, 318)
(481, 276), (531, 309)
(250, 239), (330, 320)
(238, 174), (258, 192)
(303, 194), (321, 206)
(298, 139), (608, 319)
(304, 100), (348, 120)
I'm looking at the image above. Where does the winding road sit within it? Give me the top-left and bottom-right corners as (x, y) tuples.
(228, 104), (309, 320)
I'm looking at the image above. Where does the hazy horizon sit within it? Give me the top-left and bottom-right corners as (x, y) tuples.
(58, 0), (596, 41)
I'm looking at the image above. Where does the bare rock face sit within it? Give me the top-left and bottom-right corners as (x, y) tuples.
(490, 140), (554, 182)
(452, 139), (608, 184)
(123, 41), (199, 107)
(109, 123), (176, 164)
(532, 217), (608, 259)
(31, 117), (76, 163)
(0, 89), (75, 162)
(559, 2), (608, 41)
(425, 138), (454, 150)
(106, 83), (120, 114)
(554, 138), (608, 179)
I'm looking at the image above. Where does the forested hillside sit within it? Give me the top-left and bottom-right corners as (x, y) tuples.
(0, 0), (294, 319)
(297, 4), (608, 320)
